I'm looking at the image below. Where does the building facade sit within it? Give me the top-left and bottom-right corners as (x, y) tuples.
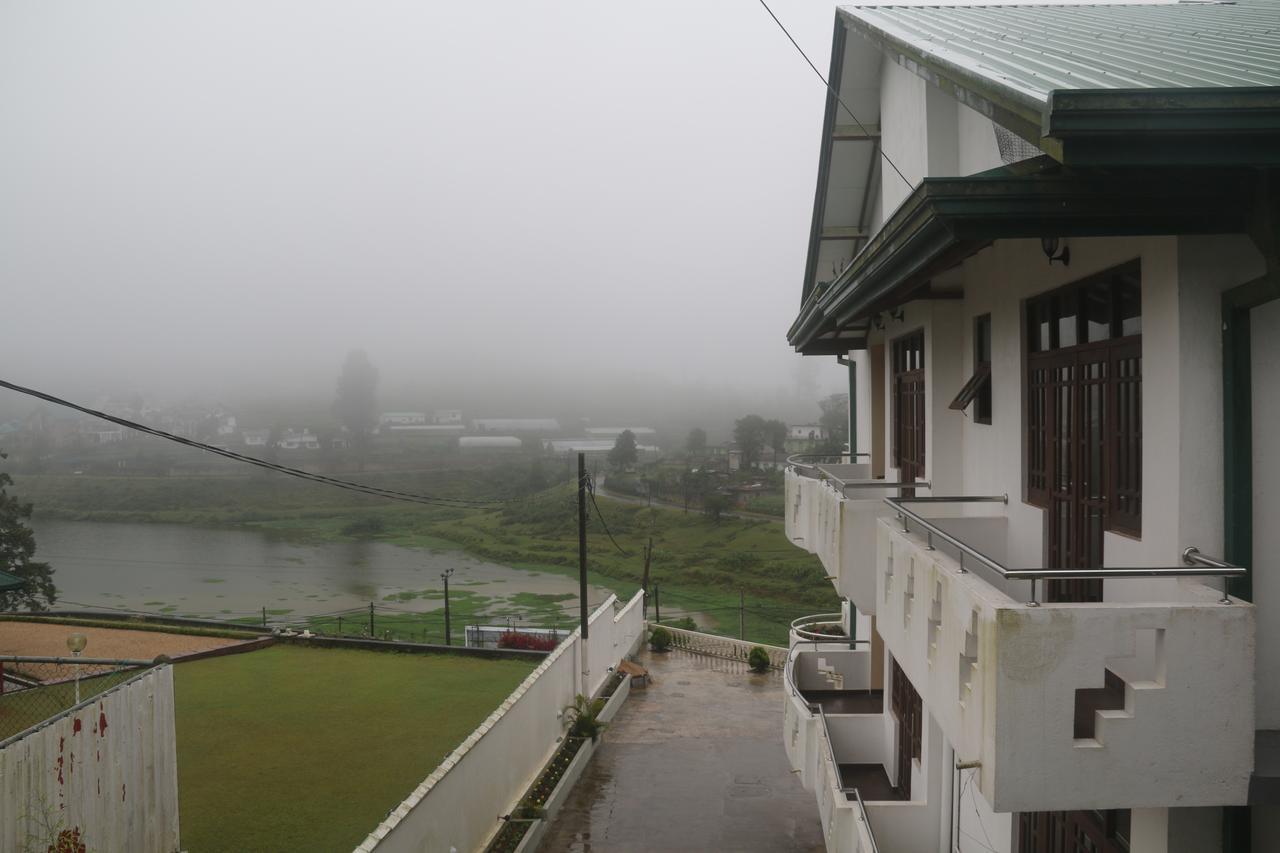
(781, 3), (1280, 853)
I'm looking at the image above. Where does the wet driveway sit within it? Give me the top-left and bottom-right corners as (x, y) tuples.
(537, 648), (825, 853)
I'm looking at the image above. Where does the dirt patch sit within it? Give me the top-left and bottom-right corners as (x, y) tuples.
(0, 621), (248, 679)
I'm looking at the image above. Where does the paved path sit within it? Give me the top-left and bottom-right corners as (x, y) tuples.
(537, 648), (824, 853)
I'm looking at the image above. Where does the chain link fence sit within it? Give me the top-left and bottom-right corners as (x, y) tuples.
(0, 657), (151, 743)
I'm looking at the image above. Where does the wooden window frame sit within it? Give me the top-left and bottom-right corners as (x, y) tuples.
(1022, 261), (1142, 537)
(951, 314), (993, 423)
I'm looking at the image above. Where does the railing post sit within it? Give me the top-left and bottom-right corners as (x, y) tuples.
(926, 531), (935, 551)
(1027, 579), (1039, 607)
(958, 552), (966, 573)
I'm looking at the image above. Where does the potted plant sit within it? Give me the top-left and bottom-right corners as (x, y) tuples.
(649, 625), (672, 652)
(747, 646), (771, 673)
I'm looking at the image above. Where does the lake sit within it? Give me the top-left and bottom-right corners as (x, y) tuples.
(29, 518), (618, 628)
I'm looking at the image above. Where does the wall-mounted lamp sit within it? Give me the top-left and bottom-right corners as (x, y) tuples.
(888, 307), (905, 323)
(871, 313), (884, 330)
(1041, 237), (1070, 266)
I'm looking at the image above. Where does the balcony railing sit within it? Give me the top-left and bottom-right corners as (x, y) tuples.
(785, 469), (927, 613)
(885, 495), (1246, 606)
(872, 499), (1255, 813)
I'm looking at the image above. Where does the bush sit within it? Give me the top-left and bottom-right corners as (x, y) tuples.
(497, 631), (560, 652)
(748, 646), (771, 673)
(341, 517), (386, 538)
(658, 616), (697, 631)
(649, 625), (672, 651)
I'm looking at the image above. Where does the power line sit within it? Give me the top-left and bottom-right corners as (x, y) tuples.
(585, 476), (631, 557)
(0, 378), (554, 509)
(754, 0), (911, 191)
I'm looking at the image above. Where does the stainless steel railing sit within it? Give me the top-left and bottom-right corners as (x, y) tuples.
(884, 495), (1247, 606)
(790, 613), (853, 644)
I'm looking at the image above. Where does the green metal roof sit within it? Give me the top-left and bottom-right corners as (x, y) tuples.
(839, 1), (1280, 106)
(0, 569), (23, 592)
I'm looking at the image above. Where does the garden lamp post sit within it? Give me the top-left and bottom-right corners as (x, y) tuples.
(66, 632), (87, 704)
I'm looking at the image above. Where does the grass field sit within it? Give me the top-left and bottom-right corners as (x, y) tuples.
(174, 645), (535, 853)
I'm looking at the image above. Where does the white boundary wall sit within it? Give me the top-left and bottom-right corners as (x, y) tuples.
(357, 591), (645, 853)
(0, 665), (179, 853)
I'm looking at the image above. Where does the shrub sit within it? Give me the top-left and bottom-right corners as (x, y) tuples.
(659, 616), (697, 631)
(649, 625), (672, 651)
(341, 517), (386, 538)
(497, 631), (560, 652)
(564, 694), (608, 741)
(748, 646), (771, 673)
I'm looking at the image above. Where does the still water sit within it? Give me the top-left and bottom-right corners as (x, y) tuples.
(30, 518), (617, 624)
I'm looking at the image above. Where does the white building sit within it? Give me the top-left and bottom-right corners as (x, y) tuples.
(459, 435), (523, 450)
(278, 430), (320, 450)
(432, 409), (463, 425)
(241, 429), (270, 447)
(780, 4), (1279, 853)
(789, 424), (829, 441)
(471, 418), (560, 433)
(582, 427), (657, 439)
(380, 412), (428, 427)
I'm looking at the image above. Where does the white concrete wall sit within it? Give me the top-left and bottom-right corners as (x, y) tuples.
(358, 592), (644, 853)
(0, 666), (179, 853)
(877, 518), (1254, 813)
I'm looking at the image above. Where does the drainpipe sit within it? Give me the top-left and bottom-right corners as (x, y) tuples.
(837, 356), (857, 458)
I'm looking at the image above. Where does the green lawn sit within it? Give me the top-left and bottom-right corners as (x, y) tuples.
(175, 645), (535, 852)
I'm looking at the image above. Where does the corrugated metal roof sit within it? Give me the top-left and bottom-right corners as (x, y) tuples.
(839, 0), (1280, 106)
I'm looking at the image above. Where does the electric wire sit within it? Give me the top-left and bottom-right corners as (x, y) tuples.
(0, 378), (555, 509)
(585, 475), (632, 557)
(754, 0), (912, 191)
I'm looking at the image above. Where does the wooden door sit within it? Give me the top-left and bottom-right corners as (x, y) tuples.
(892, 331), (926, 489)
(1018, 810), (1130, 853)
(890, 658), (921, 798)
(1038, 348), (1108, 602)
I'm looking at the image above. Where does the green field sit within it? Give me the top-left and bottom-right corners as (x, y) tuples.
(175, 645), (535, 853)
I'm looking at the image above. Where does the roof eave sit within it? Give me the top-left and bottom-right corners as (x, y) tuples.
(789, 158), (1257, 353)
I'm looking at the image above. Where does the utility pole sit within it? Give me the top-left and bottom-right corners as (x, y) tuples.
(262, 606), (267, 628)
(369, 602), (374, 637)
(442, 568), (455, 646)
(641, 537), (653, 620)
(739, 589), (745, 640)
(337, 615), (343, 636)
(578, 452), (589, 640)
(654, 584), (661, 625)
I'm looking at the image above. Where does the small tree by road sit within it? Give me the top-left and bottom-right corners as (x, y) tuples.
(608, 429), (638, 469)
(685, 427), (707, 458)
(733, 415), (767, 468)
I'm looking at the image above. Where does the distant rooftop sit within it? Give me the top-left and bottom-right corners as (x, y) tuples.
(471, 418), (561, 431)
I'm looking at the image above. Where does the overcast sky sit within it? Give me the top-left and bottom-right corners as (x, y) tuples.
(0, 1), (846, 411)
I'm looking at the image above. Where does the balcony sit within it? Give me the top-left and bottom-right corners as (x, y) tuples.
(785, 647), (936, 853)
(873, 497), (1255, 813)
(785, 465), (922, 613)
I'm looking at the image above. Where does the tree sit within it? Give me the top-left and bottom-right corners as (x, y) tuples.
(685, 427), (707, 457)
(818, 394), (850, 454)
(0, 451), (54, 611)
(608, 429), (638, 469)
(703, 493), (729, 524)
(733, 414), (768, 468)
(333, 351), (379, 457)
(765, 419), (788, 461)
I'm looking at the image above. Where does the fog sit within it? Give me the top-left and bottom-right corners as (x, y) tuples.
(0, 1), (845, 428)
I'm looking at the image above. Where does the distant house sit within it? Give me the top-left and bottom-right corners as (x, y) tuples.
(788, 424), (828, 441)
(471, 418), (560, 433)
(380, 412), (428, 427)
(278, 430), (321, 451)
(242, 429), (271, 447)
(432, 409), (463, 425)
(386, 424), (465, 437)
(214, 413), (238, 436)
(85, 427), (127, 445)
(544, 439), (660, 459)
